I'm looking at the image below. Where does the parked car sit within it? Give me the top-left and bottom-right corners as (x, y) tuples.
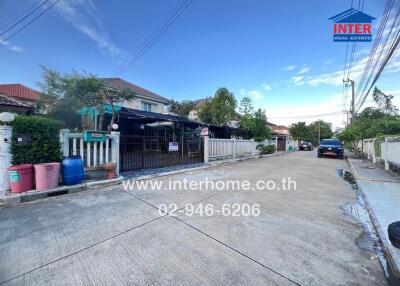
(299, 141), (313, 151)
(318, 139), (344, 159)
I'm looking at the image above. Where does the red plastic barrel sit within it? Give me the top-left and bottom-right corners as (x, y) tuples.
(7, 164), (34, 193)
(34, 163), (60, 190)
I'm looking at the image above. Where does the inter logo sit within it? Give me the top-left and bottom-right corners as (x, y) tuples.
(329, 8), (375, 42)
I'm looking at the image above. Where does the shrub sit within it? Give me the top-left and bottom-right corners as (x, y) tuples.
(11, 116), (63, 165)
(256, 144), (276, 154)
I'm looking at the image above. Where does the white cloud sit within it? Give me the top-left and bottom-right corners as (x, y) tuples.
(291, 75), (304, 85)
(283, 65), (296, 71)
(53, 0), (126, 58)
(239, 88), (264, 100)
(262, 83), (272, 91)
(0, 37), (23, 52)
(297, 66), (310, 74)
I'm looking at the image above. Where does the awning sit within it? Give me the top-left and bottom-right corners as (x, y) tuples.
(116, 107), (202, 127)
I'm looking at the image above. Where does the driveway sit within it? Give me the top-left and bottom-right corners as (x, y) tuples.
(0, 151), (387, 285)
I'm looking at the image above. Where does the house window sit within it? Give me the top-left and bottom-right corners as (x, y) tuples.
(142, 102), (152, 112)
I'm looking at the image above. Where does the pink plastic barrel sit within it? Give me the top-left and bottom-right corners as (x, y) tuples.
(34, 163), (60, 190)
(7, 164), (34, 193)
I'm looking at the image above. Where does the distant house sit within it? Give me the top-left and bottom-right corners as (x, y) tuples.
(188, 99), (207, 121)
(101, 78), (169, 113)
(0, 84), (40, 114)
(271, 125), (290, 135)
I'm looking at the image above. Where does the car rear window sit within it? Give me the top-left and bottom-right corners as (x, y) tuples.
(321, 139), (341, 146)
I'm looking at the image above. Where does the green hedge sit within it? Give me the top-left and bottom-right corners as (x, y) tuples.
(11, 116), (62, 165)
(256, 144), (276, 154)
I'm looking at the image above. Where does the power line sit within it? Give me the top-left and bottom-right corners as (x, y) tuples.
(355, 0), (394, 105)
(0, 0), (61, 44)
(0, 0), (50, 38)
(113, 0), (193, 77)
(356, 14), (400, 112)
(355, 2), (400, 111)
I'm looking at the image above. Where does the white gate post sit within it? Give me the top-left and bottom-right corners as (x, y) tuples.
(110, 131), (120, 176)
(384, 138), (389, 170)
(60, 129), (70, 157)
(251, 139), (254, 156)
(232, 138), (236, 159)
(0, 125), (12, 193)
(204, 136), (209, 163)
(372, 139), (376, 164)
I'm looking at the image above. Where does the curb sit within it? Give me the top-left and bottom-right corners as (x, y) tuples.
(347, 158), (400, 284)
(123, 152), (289, 182)
(0, 176), (123, 207)
(0, 151), (291, 206)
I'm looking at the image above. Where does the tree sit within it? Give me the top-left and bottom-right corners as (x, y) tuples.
(239, 96), (254, 116)
(289, 122), (313, 142)
(308, 120), (333, 143)
(37, 67), (86, 129)
(210, 87), (237, 125)
(337, 106), (400, 154)
(168, 99), (196, 117)
(372, 87), (398, 115)
(38, 67), (136, 131)
(198, 88), (237, 125)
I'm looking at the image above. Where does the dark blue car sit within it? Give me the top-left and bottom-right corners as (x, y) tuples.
(318, 139), (344, 159)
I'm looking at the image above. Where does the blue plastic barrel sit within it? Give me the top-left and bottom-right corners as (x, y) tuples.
(61, 155), (84, 185)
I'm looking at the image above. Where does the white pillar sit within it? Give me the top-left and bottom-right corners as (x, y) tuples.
(60, 129), (70, 158)
(232, 138), (236, 159)
(384, 138), (389, 171)
(372, 139), (376, 164)
(251, 139), (254, 155)
(204, 136), (209, 163)
(111, 131), (120, 176)
(0, 125), (12, 193)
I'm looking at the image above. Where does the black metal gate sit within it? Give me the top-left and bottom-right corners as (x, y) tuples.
(120, 135), (204, 171)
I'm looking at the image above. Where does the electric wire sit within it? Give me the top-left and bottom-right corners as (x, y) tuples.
(0, 0), (61, 44)
(113, 0), (193, 77)
(0, 0), (50, 37)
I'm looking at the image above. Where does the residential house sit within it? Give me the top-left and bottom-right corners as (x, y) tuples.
(101, 78), (169, 113)
(0, 84), (40, 114)
(271, 125), (290, 135)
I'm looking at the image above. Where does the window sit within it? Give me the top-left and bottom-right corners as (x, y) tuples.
(142, 102), (152, 112)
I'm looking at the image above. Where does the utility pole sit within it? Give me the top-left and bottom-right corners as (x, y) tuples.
(343, 79), (355, 123)
(318, 121), (321, 143)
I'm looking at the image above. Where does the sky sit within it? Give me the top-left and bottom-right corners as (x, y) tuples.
(1, 0), (400, 129)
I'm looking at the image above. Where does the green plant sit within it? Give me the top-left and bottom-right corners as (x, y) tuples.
(10, 116), (62, 165)
(256, 144), (276, 154)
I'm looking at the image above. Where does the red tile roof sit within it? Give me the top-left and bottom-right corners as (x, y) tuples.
(0, 84), (40, 101)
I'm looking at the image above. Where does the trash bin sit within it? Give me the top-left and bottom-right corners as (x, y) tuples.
(34, 163), (60, 190)
(7, 164), (34, 193)
(288, 146), (294, 152)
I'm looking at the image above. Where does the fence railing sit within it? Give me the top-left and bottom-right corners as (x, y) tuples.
(60, 129), (120, 175)
(362, 136), (400, 170)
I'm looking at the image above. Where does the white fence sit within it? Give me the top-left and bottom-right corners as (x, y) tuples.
(362, 136), (400, 170)
(60, 129), (120, 175)
(205, 137), (289, 162)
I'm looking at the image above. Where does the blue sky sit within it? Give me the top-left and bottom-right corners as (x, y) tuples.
(1, 0), (399, 128)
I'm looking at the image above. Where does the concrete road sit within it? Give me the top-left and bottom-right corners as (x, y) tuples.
(0, 151), (387, 285)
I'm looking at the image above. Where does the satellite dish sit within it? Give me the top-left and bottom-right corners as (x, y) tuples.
(112, 123), (119, 130)
(0, 112), (15, 123)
